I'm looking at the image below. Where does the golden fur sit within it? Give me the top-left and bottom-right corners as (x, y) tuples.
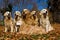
(4, 11), (14, 32)
(22, 9), (32, 25)
(30, 11), (38, 26)
(40, 9), (54, 33)
(14, 11), (25, 32)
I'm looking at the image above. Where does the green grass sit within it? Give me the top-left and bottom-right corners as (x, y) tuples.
(31, 34), (50, 40)
(57, 36), (60, 40)
(0, 20), (4, 26)
(0, 33), (59, 40)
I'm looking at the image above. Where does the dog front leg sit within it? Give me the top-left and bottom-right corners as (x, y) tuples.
(5, 27), (7, 32)
(46, 24), (49, 33)
(15, 26), (18, 32)
(11, 26), (13, 32)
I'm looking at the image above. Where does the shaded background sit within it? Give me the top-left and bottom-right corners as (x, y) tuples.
(0, 0), (60, 24)
(0, 0), (48, 18)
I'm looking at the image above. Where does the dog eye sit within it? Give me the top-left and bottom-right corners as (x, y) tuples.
(46, 11), (47, 13)
(23, 12), (25, 14)
(15, 14), (16, 16)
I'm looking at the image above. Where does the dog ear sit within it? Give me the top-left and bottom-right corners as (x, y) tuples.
(39, 12), (42, 16)
(22, 11), (25, 15)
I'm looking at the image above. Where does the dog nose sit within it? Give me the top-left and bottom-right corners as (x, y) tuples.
(15, 14), (18, 16)
(15, 14), (16, 16)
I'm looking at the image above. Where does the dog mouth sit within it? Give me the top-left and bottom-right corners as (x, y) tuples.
(15, 15), (19, 21)
(8, 16), (10, 19)
(8, 14), (11, 19)
(43, 13), (47, 18)
(16, 25), (20, 27)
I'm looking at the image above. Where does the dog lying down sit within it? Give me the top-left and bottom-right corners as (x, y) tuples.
(18, 25), (46, 35)
(40, 9), (54, 33)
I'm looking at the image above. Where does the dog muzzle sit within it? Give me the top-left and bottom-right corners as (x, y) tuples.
(8, 16), (10, 19)
(43, 13), (47, 18)
(8, 14), (11, 19)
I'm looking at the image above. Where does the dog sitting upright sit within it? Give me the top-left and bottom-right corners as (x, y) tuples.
(4, 11), (14, 32)
(40, 9), (54, 33)
(30, 11), (38, 26)
(14, 11), (24, 32)
(22, 9), (32, 25)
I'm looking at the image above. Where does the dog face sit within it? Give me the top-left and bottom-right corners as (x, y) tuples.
(4, 11), (11, 20)
(22, 9), (30, 19)
(40, 9), (48, 18)
(31, 11), (36, 20)
(15, 11), (21, 21)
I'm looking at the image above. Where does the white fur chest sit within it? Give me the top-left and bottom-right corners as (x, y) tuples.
(16, 19), (23, 25)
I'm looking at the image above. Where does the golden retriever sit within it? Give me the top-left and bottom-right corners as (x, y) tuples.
(30, 11), (38, 26)
(40, 9), (54, 33)
(14, 11), (24, 32)
(22, 9), (32, 25)
(4, 11), (14, 32)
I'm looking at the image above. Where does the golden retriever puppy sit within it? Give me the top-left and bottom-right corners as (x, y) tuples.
(4, 11), (14, 32)
(22, 9), (32, 25)
(14, 11), (24, 32)
(30, 11), (38, 26)
(40, 9), (54, 33)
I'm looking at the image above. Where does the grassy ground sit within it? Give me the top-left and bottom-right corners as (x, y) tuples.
(0, 23), (60, 40)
